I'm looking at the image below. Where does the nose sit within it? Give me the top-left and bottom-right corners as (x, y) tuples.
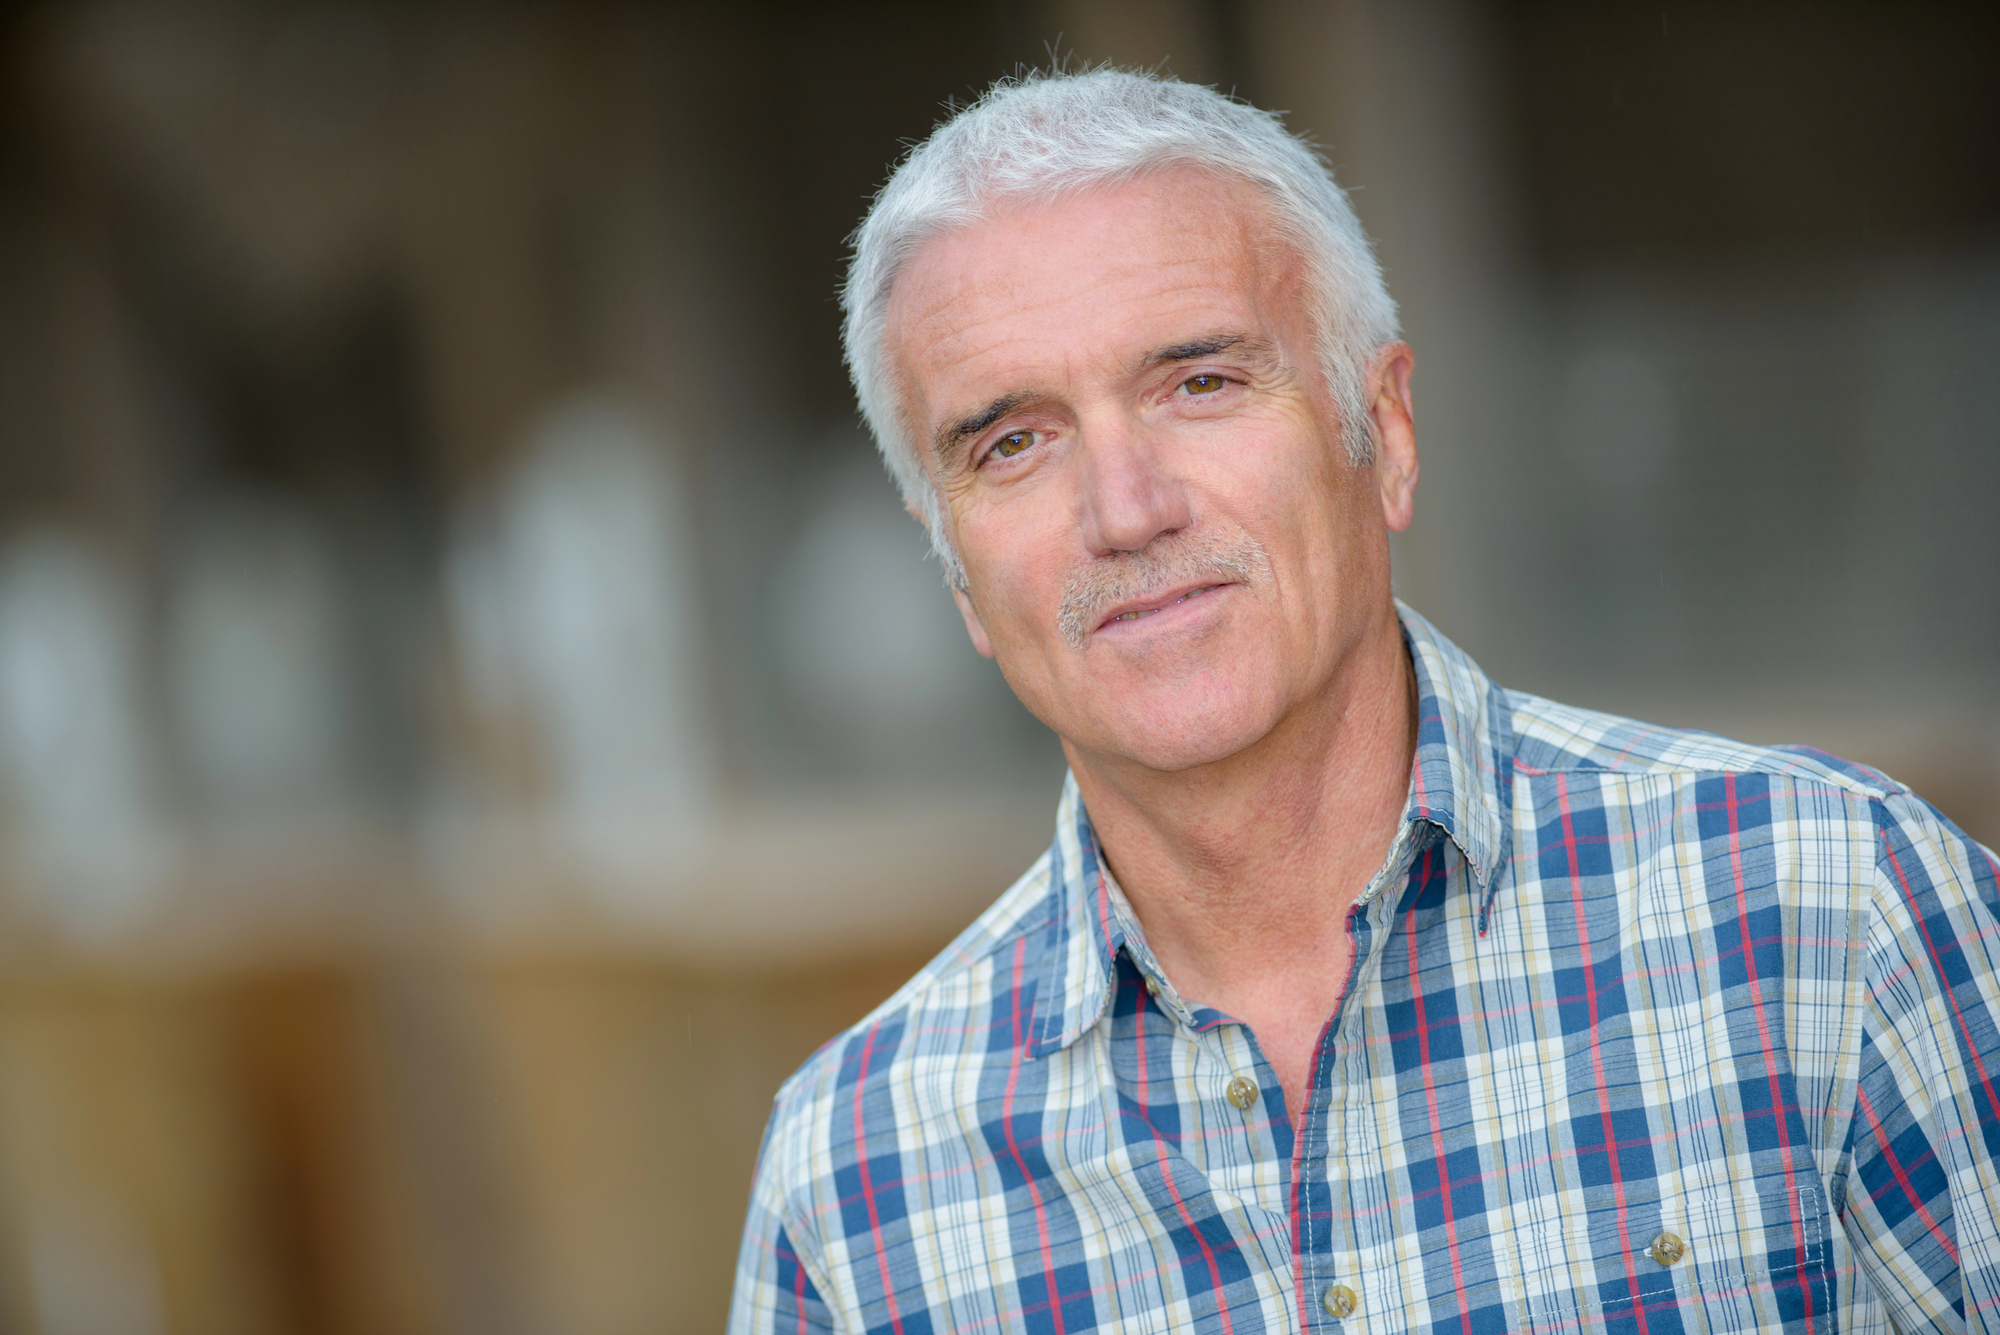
(1076, 410), (1190, 557)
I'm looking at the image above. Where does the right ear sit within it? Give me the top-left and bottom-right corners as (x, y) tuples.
(949, 585), (996, 659)
(905, 494), (993, 657)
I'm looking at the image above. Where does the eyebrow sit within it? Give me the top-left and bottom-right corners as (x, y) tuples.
(933, 389), (1037, 469)
(1145, 332), (1248, 365)
(1142, 331), (1285, 373)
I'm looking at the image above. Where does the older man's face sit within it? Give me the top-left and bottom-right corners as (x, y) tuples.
(886, 171), (1414, 774)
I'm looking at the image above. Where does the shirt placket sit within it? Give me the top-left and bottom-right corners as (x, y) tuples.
(1297, 842), (1419, 1332)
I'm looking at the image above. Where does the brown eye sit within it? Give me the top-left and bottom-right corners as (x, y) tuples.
(991, 430), (1035, 459)
(1183, 374), (1226, 395)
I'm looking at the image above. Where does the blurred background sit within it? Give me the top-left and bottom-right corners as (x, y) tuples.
(0, 0), (1991, 1330)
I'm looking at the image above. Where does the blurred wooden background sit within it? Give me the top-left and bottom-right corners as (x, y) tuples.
(0, 2), (1992, 1332)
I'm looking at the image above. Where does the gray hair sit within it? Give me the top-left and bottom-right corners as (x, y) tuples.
(840, 68), (1400, 586)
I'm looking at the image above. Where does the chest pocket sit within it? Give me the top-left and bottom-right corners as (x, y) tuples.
(1469, 780), (1852, 1333)
(1488, 977), (1842, 1335)
(1480, 959), (1844, 1335)
(1510, 1168), (1836, 1334)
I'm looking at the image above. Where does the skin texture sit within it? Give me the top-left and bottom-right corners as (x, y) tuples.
(885, 170), (1421, 1121)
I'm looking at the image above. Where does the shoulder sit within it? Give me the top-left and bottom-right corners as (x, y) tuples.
(1504, 688), (1906, 801)
(754, 843), (1063, 1186)
(1499, 688), (2000, 900)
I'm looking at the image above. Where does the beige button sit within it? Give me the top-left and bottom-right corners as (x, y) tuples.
(1323, 1283), (1358, 1318)
(1648, 1231), (1687, 1266)
(1225, 1074), (1259, 1109)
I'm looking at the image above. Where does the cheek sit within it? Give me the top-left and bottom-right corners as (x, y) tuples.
(957, 477), (1075, 591)
(1199, 422), (1341, 540)
(958, 519), (1061, 645)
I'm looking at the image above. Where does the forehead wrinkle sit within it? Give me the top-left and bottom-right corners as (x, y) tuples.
(908, 221), (1238, 342)
(929, 277), (1250, 397)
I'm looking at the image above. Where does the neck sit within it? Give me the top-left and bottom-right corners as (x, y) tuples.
(1063, 599), (1416, 1113)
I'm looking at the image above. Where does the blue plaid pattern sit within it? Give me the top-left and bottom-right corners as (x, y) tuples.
(730, 606), (2000, 1334)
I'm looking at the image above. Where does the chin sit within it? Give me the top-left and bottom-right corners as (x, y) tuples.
(1002, 632), (1298, 773)
(1082, 679), (1286, 774)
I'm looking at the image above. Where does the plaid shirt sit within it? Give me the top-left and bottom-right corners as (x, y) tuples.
(731, 605), (2000, 1334)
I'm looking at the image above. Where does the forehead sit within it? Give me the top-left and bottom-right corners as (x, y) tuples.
(884, 172), (1300, 419)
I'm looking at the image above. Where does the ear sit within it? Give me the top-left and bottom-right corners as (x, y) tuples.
(1367, 342), (1420, 533)
(905, 492), (994, 657)
(950, 584), (996, 659)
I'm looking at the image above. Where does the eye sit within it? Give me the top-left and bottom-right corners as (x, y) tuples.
(989, 429), (1036, 460)
(1181, 373), (1228, 395)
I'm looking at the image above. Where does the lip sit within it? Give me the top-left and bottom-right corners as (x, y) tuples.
(1092, 580), (1238, 636)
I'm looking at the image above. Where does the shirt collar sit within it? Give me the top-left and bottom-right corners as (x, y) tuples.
(1024, 602), (1515, 1057)
(1398, 599), (1514, 903)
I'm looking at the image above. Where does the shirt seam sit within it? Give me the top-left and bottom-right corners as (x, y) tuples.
(1506, 759), (1898, 806)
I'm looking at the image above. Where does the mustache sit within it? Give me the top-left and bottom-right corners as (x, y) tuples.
(1056, 528), (1270, 649)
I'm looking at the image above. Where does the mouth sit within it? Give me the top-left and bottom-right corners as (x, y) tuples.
(1093, 581), (1233, 635)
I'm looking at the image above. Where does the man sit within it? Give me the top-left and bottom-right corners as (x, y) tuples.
(730, 69), (2000, 1334)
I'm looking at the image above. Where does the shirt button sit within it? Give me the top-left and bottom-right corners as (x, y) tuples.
(1225, 1074), (1259, 1109)
(1648, 1231), (1687, 1266)
(1322, 1283), (1358, 1318)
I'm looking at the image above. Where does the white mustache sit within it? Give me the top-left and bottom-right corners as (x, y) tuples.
(1056, 529), (1270, 649)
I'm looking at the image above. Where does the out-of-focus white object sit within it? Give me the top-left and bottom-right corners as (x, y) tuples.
(771, 450), (987, 768)
(0, 530), (172, 938)
(448, 392), (713, 904)
(163, 496), (349, 823)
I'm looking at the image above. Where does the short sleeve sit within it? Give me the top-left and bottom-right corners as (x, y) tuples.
(729, 1102), (838, 1335)
(1845, 794), (2000, 1332)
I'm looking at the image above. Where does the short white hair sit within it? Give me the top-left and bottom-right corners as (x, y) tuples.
(841, 68), (1400, 586)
